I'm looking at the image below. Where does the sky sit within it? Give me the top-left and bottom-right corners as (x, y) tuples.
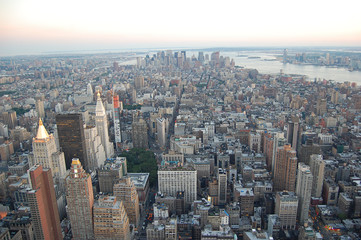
(1, 0), (361, 56)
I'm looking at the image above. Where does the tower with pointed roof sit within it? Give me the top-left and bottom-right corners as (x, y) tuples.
(30, 119), (66, 179)
(66, 158), (95, 239)
(95, 92), (114, 158)
(87, 82), (93, 96)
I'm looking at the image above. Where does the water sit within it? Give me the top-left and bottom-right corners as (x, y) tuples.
(224, 51), (361, 84)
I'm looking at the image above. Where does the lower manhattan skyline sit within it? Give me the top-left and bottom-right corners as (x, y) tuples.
(1, 0), (361, 56)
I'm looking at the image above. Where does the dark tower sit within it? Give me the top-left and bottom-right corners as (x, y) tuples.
(55, 113), (88, 169)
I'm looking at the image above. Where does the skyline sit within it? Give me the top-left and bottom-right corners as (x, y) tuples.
(1, 0), (361, 56)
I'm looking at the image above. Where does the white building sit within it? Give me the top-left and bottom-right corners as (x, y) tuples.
(95, 93), (114, 158)
(275, 191), (298, 230)
(318, 133), (333, 145)
(309, 154), (325, 198)
(295, 163), (313, 225)
(84, 126), (106, 171)
(158, 166), (197, 204)
(29, 119), (67, 188)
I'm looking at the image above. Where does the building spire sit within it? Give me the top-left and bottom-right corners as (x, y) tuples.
(96, 91), (106, 116)
(35, 118), (49, 139)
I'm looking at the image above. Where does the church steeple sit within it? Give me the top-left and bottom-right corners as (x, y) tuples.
(35, 118), (49, 140)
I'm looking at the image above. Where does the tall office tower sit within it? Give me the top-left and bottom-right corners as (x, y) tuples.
(273, 144), (297, 192)
(113, 177), (140, 227)
(211, 52), (220, 66)
(56, 113), (88, 170)
(134, 75), (144, 89)
(158, 166), (197, 205)
(30, 119), (66, 180)
(177, 55), (183, 68)
(1, 111), (17, 129)
(198, 52), (204, 62)
(309, 154), (325, 198)
(316, 98), (327, 116)
(35, 100), (45, 120)
(295, 163), (313, 225)
(275, 191), (298, 230)
(113, 94), (121, 150)
(95, 92), (114, 159)
(84, 125), (106, 171)
(352, 95), (361, 110)
(286, 116), (299, 150)
(66, 159), (94, 240)
(93, 196), (130, 240)
(181, 50), (187, 61)
(132, 88), (137, 103)
(218, 169), (227, 205)
(283, 49), (288, 63)
(263, 132), (286, 175)
(331, 89), (339, 104)
(132, 117), (148, 149)
(87, 83), (93, 96)
(98, 158), (127, 194)
(27, 165), (62, 240)
(264, 131), (286, 174)
(113, 61), (119, 71)
(157, 118), (166, 149)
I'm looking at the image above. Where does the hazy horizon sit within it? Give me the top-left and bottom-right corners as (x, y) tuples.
(1, 0), (361, 57)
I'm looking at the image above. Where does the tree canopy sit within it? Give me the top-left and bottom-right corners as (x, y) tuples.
(119, 148), (158, 187)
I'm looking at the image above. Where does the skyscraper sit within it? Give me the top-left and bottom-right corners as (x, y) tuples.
(1, 111), (17, 129)
(132, 116), (148, 149)
(113, 94), (121, 150)
(263, 131), (285, 174)
(87, 82), (93, 96)
(98, 157), (127, 194)
(66, 158), (94, 240)
(198, 52), (204, 62)
(157, 118), (166, 149)
(56, 113), (88, 169)
(309, 154), (325, 198)
(30, 119), (66, 180)
(273, 144), (297, 192)
(218, 169), (227, 205)
(134, 75), (144, 89)
(84, 125), (106, 171)
(95, 92), (114, 159)
(35, 100), (45, 120)
(113, 177), (140, 227)
(93, 196), (130, 240)
(27, 165), (62, 240)
(295, 163), (313, 225)
(286, 116), (299, 150)
(316, 98), (327, 116)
